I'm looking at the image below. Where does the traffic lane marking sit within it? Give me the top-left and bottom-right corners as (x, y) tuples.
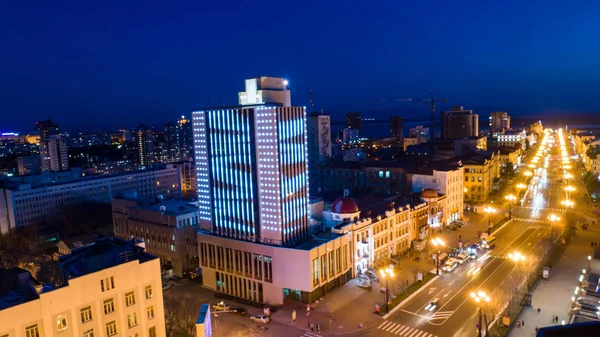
(426, 226), (547, 325)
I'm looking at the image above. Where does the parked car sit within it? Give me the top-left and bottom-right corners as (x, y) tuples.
(250, 315), (271, 324)
(212, 301), (231, 311)
(232, 308), (247, 316)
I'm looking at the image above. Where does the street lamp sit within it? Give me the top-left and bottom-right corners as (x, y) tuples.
(483, 206), (495, 235)
(588, 255), (592, 271)
(505, 194), (516, 219)
(379, 267), (395, 314)
(562, 200), (574, 208)
(431, 238), (446, 275)
(470, 291), (491, 337)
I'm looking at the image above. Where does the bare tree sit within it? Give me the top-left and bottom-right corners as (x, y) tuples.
(177, 299), (199, 337)
(164, 305), (178, 337)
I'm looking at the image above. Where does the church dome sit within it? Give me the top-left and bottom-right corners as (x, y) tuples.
(331, 198), (359, 214)
(421, 189), (438, 199)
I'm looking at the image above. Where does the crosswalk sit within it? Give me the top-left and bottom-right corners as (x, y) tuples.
(377, 321), (437, 337)
(300, 332), (321, 337)
(521, 206), (566, 212)
(513, 217), (552, 225)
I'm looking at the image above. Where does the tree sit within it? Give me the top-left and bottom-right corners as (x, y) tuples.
(525, 139), (531, 150)
(164, 305), (178, 337)
(177, 299), (199, 337)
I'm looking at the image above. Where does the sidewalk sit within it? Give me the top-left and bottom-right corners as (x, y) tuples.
(508, 221), (600, 337)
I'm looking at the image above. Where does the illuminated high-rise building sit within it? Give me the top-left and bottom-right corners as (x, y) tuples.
(489, 111), (511, 134)
(40, 136), (69, 172)
(192, 98), (310, 246)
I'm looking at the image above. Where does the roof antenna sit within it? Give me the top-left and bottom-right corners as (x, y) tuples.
(309, 89), (314, 112)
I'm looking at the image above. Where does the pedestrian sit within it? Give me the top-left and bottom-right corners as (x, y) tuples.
(517, 321), (521, 328)
(359, 322), (363, 328)
(317, 324), (321, 333)
(311, 323), (314, 332)
(537, 307), (541, 314)
(522, 320), (525, 326)
(551, 315), (555, 323)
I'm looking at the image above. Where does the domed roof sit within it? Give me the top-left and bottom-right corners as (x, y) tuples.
(421, 188), (438, 199)
(331, 197), (359, 214)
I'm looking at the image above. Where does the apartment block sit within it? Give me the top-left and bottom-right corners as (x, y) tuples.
(0, 237), (166, 337)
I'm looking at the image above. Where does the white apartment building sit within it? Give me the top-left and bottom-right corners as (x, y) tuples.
(496, 130), (526, 148)
(308, 114), (332, 163)
(0, 237), (166, 337)
(40, 136), (68, 172)
(408, 165), (464, 223)
(0, 165), (181, 233)
(112, 197), (200, 278)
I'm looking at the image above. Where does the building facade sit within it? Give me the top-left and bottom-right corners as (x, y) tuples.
(17, 155), (41, 175)
(238, 77), (290, 106)
(0, 238), (166, 337)
(459, 152), (500, 203)
(345, 112), (361, 133)
(112, 197), (200, 278)
(489, 111), (510, 134)
(0, 165), (181, 233)
(408, 165), (464, 223)
(496, 130), (525, 148)
(308, 114), (332, 163)
(390, 116), (403, 139)
(40, 136), (68, 172)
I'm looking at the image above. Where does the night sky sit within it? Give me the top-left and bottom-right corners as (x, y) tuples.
(2, 0), (600, 131)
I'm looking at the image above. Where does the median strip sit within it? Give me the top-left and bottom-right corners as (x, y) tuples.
(383, 273), (438, 319)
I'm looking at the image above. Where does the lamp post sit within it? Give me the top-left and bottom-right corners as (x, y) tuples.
(470, 291), (491, 337)
(483, 207), (495, 235)
(379, 267), (395, 314)
(588, 255), (592, 271)
(505, 194), (516, 219)
(431, 238), (445, 275)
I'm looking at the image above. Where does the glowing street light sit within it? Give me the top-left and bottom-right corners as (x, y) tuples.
(431, 238), (446, 276)
(564, 186), (576, 192)
(524, 171), (533, 177)
(470, 291), (491, 337)
(379, 267), (395, 313)
(548, 214), (561, 222)
(484, 206), (496, 235)
(505, 194), (517, 219)
(516, 183), (527, 190)
(562, 200), (574, 208)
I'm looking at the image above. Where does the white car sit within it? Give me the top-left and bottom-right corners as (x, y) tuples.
(456, 252), (469, 264)
(212, 302), (230, 311)
(443, 258), (458, 272)
(425, 298), (440, 311)
(250, 315), (271, 324)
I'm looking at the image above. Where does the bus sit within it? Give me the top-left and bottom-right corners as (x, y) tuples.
(480, 236), (496, 249)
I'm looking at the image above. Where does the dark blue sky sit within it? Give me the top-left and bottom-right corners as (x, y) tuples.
(2, 0), (600, 131)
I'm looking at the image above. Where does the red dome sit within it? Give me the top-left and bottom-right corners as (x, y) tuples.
(421, 189), (438, 199)
(331, 197), (359, 214)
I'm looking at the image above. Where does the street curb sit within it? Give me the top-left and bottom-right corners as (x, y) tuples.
(382, 275), (440, 319)
(491, 219), (513, 236)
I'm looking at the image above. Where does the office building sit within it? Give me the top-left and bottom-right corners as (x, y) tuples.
(0, 165), (181, 234)
(390, 116), (404, 139)
(341, 128), (360, 144)
(489, 111), (510, 134)
(17, 155), (41, 175)
(457, 151), (500, 203)
(440, 106), (479, 140)
(112, 197), (199, 278)
(0, 237), (166, 337)
(178, 115), (194, 160)
(496, 130), (526, 148)
(133, 126), (154, 168)
(193, 78), (356, 305)
(36, 119), (59, 139)
(238, 77), (290, 106)
(39, 136), (69, 172)
(345, 112), (361, 132)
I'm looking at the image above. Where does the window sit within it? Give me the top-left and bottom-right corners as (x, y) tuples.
(106, 321), (117, 337)
(83, 329), (94, 337)
(104, 298), (115, 314)
(125, 291), (136, 306)
(147, 306), (155, 320)
(145, 285), (153, 299)
(149, 327), (157, 337)
(57, 315), (68, 331)
(26, 325), (40, 337)
(101, 277), (115, 292)
(81, 306), (93, 323)
(127, 312), (138, 328)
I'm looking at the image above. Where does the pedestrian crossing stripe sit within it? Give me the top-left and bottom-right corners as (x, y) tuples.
(521, 206), (566, 212)
(300, 332), (321, 337)
(513, 217), (552, 224)
(377, 321), (437, 337)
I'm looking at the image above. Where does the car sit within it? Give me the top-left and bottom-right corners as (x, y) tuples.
(250, 315), (271, 324)
(425, 298), (440, 311)
(456, 252), (469, 264)
(212, 301), (230, 311)
(232, 308), (247, 316)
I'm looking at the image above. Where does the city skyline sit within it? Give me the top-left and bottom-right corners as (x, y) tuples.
(3, 1), (600, 131)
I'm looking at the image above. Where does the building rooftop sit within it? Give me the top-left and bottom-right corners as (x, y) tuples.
(536, 321), (600, 336)
(450, 150), (495, 165)
(133, 198), (198, 217)
(0, 268), (40, 310)
(59, 237), (156, 280)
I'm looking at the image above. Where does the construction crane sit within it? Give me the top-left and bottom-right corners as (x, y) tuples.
(381, 93), (447, 157)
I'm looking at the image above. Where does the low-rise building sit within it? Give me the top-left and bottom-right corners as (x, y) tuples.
(496, 130), (526, 148)
(0, 237), (166, 337)
(112, 197), (199, 278)
(456, 151), (500, 203)
(497, 146), (522, 172)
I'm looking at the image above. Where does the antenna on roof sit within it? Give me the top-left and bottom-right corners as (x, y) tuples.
(309, 89), (314, 112)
